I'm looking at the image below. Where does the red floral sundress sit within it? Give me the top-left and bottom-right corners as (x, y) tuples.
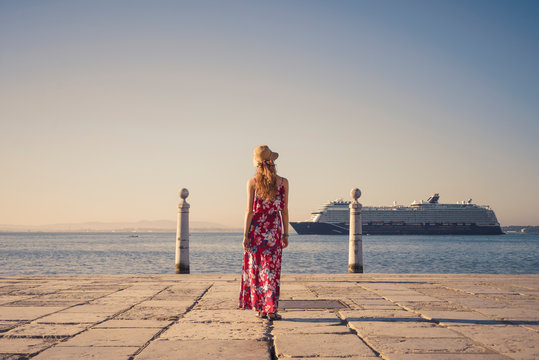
(239, 182), (284, 314)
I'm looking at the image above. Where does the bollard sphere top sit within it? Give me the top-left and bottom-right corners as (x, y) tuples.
(179, 188), (189, 199)
(350, 188), (361, 200)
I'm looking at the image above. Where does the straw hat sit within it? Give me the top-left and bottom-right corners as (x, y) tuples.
(253, 145), (279, 163)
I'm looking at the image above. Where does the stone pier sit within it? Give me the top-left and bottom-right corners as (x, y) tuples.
(0, 274), (538, 359)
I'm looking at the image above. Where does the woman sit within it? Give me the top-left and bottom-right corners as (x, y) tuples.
(238, 145), (289, 320)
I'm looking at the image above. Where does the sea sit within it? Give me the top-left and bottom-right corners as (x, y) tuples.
(0, 232), (538, 275)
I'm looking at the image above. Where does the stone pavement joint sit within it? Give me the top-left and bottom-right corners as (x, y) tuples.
(0, 274), (537, 359)
(340, 314), (383, 358)
(129, 282), (214, 359)
(2, 280), (179, 358)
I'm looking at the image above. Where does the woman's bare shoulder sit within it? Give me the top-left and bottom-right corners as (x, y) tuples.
(247, 177), (256, 187)
(277, 176), (289, 187)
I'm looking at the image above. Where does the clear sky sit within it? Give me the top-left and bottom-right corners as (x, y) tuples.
(1, 0), (538, 227)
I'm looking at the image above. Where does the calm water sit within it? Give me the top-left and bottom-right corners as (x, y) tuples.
(0, 232), (537, 275)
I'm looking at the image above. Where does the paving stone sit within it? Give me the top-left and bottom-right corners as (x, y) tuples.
(0, 288), (17, 295)
(39, 292), (112, 301)
(0, 321), (22, 333)
(360, 285), (416, 292)
(504, 299), (539, 310)
(136, 300), (194, 309)
(181, 309), (263, 323)
(286, 358), (379, 360)
(0, 274), (537, 359)
(306, 282), (364, 288)
(346, 290), (381, 297)
(522, 324), (539, 332)
(416, 288), (467, 299)
(60, 304), (130, 314)
(386, 354), (511, 359)
(9, 286), (60, 296)
(89, 296), (142, 305)
(311, 290), (365, 299)
(339, 298), (362, 310)
(94, 320), (170, 328)
(106, 289), (161, 298)
(365, 336), (490, 355)
(280, 290), (316, 298)
(194, 288), (236, 302)
(59, 288), (117, 294)
(0, 307), (65, 321)
(151, 293), (200, 301)
(274, 333), (376, 358)
(417, 310), (499, 325)
(193, 296), (238, 309)
(209, 288), (238, 295)
(482, 293), (531, 302)
(161, 320), (267, 340)
(0, 354), (23, 360)
(7, 299), (83, 307)
(349, 321), (462, 338)
(518, 290), (539, 297)
(351, 298), (402, 309)
(163, 285), (211, 296)
(116, 305), (188, 321)
(37, 312), (110, 324)
(448, 324), (539, 360)
(57, 328), (160, 347)
(67, 285), (124, 290)
(0, 338), (55, 354)
(280, 283), (308, 290)
(272, 322), (351, 335)
(452, 287), (512, 295)
(4, 323), (88, 338)
(473, 307), (539, 322)
(0, 296), (31, 305)
(339, 309), (424, 321)
(399, 301), (468, 311)
(384, 295), (442, 302)
(443, 296), (507, 309)
(135, 339), (271, 360)
(32, 346), (139, 359)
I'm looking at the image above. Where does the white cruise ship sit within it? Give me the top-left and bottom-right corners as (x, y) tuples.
(290, 193), (503, 235)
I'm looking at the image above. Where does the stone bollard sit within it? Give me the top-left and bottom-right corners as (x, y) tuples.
(175, 188), (190, 274)
(348, 188), (363, 273)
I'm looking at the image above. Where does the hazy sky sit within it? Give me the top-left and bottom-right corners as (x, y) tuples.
(1, 0), (538, 227)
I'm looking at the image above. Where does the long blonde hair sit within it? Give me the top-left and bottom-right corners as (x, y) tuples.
(255, 161), (277, 201)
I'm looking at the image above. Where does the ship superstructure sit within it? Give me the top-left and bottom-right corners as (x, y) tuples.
(290, 193), (503, 235)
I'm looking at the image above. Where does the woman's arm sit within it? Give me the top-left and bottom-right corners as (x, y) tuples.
(281, 178), (289, 248)
(243, 178), (256, 251)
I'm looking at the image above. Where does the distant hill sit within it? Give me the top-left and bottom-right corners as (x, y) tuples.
(0, 220), (240, 233)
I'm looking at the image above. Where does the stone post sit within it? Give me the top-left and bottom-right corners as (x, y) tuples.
(348, 188), (363, 273)
(175, 188), (190, 274)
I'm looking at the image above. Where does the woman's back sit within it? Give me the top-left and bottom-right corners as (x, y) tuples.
(253, 178), (285, 214)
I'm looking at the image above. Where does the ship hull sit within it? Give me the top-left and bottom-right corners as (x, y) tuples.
(290, 222), (503, 235)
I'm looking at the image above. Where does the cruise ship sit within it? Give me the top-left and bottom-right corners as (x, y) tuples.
(290, 193), (503, 235)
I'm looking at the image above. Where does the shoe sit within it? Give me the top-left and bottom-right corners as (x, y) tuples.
(267, 313), (282, 320)
(257, 311), (267, 318)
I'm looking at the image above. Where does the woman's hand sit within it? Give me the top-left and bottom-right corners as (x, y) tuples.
(243, 236), (250, 251)
(282, 235), (289, 248)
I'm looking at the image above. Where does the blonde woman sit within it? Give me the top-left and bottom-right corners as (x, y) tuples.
(238, 145), (289, 320)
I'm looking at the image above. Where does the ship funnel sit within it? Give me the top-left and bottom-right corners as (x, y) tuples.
(426, 193), (440, 204)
